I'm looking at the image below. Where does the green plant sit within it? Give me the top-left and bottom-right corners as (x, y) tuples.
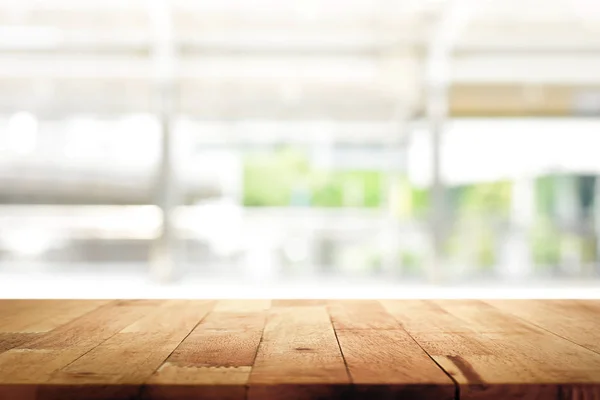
(530, 217), (561, 267)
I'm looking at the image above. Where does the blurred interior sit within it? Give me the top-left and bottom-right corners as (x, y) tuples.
(1, 0), (600, 296)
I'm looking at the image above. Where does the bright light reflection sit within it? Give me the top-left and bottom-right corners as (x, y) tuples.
(7, 112), (38, 155)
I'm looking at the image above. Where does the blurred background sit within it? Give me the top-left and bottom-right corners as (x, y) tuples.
(1, 0), (600, 296)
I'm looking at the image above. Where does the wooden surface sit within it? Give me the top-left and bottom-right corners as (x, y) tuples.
(0, 300), (598, 400)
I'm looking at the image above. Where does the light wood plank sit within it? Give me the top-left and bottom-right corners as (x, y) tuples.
(0, 301), (151, 377)
(329, 300), (400, 330)
(22, 300), (110, 333)
(272, 300), (327, 307)
(381, 299), (535, 334)
(336, 329), (456, 400)
(0, 300), (158, 400)
(0, 300), (108, 333)
(121, 300), (212, 334)
(42, 300), (214, 400)
(0, 333), (41, 354)
(248, 306), (350, 400)
(485, 300), (600, 354)
(196, 310), (267, 332)
(144, 365), (250, 400)
(166, 312), (266, 367)
(144, 307), (267, 400)
(23, 300), (158, 350)
(0, 348), (85, 384)
(0, 301), (56, 331)
(401, 300), (600, 400)
(213, 299), (271, 312)
(0, 299), (598, 400)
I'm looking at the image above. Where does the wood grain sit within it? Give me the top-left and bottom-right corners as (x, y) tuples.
(329, 300), (400, 330)
(0, 300), (108, 333)
(0, 300), (163, 399)
(0, 301), (145, 382)
(336, 329), (455, 399)
(145, 365), (251, 400)
(45, 300), (215, 400)
(389, 300), (600, 400)
(214, 300), (272, 313)
(0, 300), (599, 400)
(0, 333), (41, 353)
(248, 306), (350, 400)
(485, 300), (600, 354)
(145, 302), (266, 400)
(271, 300), (328, 307)
(381, 299), (534, 334)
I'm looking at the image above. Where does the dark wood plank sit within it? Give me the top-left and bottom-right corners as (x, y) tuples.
(248, 306), (350, 400)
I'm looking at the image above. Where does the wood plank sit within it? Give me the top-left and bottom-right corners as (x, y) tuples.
(144, 305), (267, 400)
(248, 306), (350, 400)
(166, 311), (266, 367)
(43, 333), (185, 400)
(399, 300), (600, 400)
(121, 300), (212, 334)
(0, 333), (41, 354)
(213, 299), (271, 312)
(0, 301), (53, 331)
(272, 300), (327, 307)
(144, 364), (251, 400)
(22, 300), (154, 350)
(431, 332), (600, 400)
(329, 300), (400, 330)
(0, 348), (87, 400)
(336, 329), (456, 400)
(0, 300), (25, 316)
(485, 300), (600, 354)
(42, 300), (215, 400)
(18, 300), (110, 333)
(0, 300), (108, 333)
(381, 299), (535, 334)
(0, 300), (158, 399)
(0, 299), (599, 400)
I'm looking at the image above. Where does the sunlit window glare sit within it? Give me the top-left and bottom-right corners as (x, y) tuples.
(6, 112), (38, 155)
(0, 0), (599, 297)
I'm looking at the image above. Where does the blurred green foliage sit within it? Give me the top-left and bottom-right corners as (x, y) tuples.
(243, 147), (309, 206)
(399, 250), (423, 274)
(536, 176), (557, 216)
(243, 148), (596, 271)
(410, 186), (430, 217)
(243, 147), (383, 208)
(451, 181), (512, 217)
(530, 217), (561, 267)
(444, 181), (511, 268)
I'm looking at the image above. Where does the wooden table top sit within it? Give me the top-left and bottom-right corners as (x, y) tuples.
(0, 300), (599, 400)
